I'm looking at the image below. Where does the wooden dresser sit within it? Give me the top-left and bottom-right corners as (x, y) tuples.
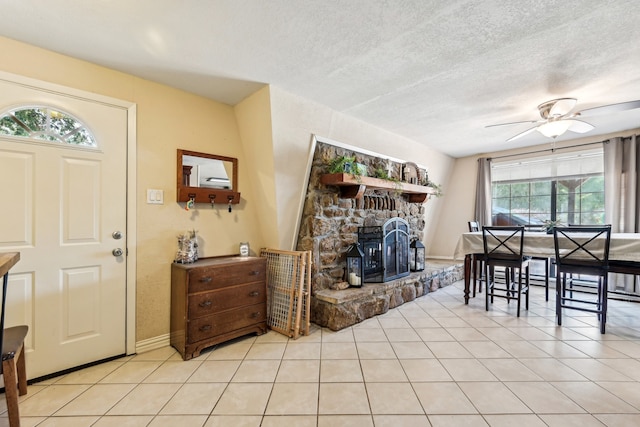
(170, 256), (267, 360)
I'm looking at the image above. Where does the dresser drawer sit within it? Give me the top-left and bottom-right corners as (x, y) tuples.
(188, 260), (266, 293)
(188, 303), (266, 343)
(188, 282), (266, 319)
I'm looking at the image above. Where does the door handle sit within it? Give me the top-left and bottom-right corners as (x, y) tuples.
(112, 248), (123, 257)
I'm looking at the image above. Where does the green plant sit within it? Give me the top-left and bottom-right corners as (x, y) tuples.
(373, 167), (390, 179)
(328, 155), (359, 175)
(543, 219), (562, 233)
(426, 180), (443, 197)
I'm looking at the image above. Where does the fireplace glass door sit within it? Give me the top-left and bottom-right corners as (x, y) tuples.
(383, 218), (410, 281)
(358, 217), (410, 283)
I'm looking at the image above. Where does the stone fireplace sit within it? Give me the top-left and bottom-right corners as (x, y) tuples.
(295, 139), (463, 330)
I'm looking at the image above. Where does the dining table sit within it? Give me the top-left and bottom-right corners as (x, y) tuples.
(454, 231), (640, 304)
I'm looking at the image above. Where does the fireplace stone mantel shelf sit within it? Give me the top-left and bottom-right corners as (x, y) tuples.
(311, 260), (464, 331)
(320, 173), (436, 202)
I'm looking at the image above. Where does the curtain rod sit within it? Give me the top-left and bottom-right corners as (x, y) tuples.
(488, 139), (609, 161)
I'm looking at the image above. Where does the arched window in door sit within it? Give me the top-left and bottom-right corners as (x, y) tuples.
(0, 106), (96, 147)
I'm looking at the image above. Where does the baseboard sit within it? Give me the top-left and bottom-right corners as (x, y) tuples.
(135, 333), (170, 354)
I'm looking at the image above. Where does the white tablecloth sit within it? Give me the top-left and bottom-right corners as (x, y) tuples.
(454, 231), (640, 262)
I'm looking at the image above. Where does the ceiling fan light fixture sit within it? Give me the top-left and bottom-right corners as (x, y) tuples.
(537, 120), (572, 138)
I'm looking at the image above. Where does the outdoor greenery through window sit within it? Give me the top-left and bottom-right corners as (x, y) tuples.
(0, 106), (96, 146)
(491, 149), (605, 227)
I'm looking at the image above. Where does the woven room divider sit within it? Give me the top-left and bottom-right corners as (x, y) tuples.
(260, 248), (312, 339)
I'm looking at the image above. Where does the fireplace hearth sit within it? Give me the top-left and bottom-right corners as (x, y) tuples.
(358, 217), (410, 283)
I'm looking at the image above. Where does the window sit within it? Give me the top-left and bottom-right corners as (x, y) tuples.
(491, 149), (604, 226)
(0, 106), (96, 146)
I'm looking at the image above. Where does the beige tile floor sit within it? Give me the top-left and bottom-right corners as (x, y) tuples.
(4, 280), (640, 427)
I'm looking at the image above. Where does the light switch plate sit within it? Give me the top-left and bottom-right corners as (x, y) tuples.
(147, 189), (164, 204)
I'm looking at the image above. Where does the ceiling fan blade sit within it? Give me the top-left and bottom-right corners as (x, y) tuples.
(548, 98), (577, 117)
(566, 119), (595, 134)
(506, 126), (538, 142)
(485, 119), (541, 128)
(576, 100), (640, 118)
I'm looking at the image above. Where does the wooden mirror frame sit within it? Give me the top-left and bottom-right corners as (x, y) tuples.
(176, 149), (240, 204)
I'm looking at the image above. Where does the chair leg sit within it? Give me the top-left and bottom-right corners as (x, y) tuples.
(3, 358), (21, 427)
(16, 342), (27, 396)
(556, 272), (563, 326)
(485, 264), (490, 312)
(601, 278), (608, 334)
(516, 269), (522, 317)
(544, 258), (549, 301)
(525, 265), (530, 311)
(472, 256), (478, 297)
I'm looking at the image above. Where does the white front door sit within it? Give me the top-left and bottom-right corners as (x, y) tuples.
(0, 77), (129, 379)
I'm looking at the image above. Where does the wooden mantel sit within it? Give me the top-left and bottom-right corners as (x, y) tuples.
(320, 173), (436, 203)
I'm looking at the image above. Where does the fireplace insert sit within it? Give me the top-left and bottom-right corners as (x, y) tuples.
(358, 217), (410, 282)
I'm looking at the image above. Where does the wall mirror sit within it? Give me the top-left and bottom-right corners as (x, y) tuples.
(177, 149), (240, 204)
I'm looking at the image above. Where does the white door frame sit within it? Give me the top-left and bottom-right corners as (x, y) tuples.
(0, 70), (137, 356)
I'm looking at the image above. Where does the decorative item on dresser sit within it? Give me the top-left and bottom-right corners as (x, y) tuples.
(170, 256), (267, 360)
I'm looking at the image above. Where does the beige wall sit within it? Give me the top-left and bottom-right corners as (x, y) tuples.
(234, 86), (278, 248)
(0, 36), (267, 342)
(268, 86), (456, 252)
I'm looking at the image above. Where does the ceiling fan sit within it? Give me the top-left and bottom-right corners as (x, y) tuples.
(487, 98), (640, 142)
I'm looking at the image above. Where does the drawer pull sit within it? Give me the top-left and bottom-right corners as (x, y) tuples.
(249, 291), (260, 297)
(199, 300), (212, 308)
(199, 324), (212, 332)
(250, 270), (260, 276)
(199, 276), (212, 283)
(251, 312), (261, 318)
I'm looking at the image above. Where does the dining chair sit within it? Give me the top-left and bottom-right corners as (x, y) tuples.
(0, 263), (28, 426)
(553, 225), (611, 334)
(482, 226), (530, 316)
(522, 225), (550, 301)
(467, 221), (484, 296)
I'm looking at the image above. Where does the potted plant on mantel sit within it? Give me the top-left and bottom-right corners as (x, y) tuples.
(327, 155), (366, 178)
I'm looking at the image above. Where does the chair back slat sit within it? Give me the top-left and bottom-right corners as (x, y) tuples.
(482, 226), (525, 265)
(553, 225), (611, 269)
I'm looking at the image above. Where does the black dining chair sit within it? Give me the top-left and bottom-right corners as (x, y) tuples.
(482, 226), (530, 317)
(468, 221), (485, 296)
(0, 256), (28, 427)
(553, 225), (611, 334)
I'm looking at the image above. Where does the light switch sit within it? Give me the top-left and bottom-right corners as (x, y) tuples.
(147, 189), (164, 204)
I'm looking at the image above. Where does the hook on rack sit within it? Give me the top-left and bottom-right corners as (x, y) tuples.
(185, 193), (196, 211)
(227, 195), (234, 213)
(209, 194), (216, 208)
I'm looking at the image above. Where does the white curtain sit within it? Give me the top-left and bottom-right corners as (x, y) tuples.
(604, 135), (639, 233)
(604, 135), (640, 292)
(474, 157), (492, 226)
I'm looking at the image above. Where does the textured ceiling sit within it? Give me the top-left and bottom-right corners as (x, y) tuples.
(2, 0), (640, 157)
